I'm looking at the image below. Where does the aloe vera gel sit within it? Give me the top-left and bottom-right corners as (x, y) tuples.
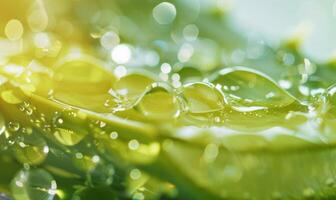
(1, 0), (336, 200)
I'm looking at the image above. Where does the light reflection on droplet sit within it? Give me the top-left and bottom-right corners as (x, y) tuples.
(152, 2), (177, 25)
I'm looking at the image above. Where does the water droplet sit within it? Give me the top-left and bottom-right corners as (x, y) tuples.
(111, 73), (155, 111)
(152, 2), (177, 25)
(14, 133), (48, 165)
(211, 67), (299, 108)
(180, 82), (225, 113)
(52, 112), (88, 146)
(11, 169), (57, 200)
(7, 122), (20, 132)
(137, 83), (180, 120)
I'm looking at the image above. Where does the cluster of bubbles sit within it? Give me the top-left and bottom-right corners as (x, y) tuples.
(1, 0), (336, 199)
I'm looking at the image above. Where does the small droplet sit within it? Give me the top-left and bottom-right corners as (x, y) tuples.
(7, 122), (20, 132)
(110, 131), (118, 139)
(14, 133), (48, 165)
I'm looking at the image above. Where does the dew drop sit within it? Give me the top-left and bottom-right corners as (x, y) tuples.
(181, 82), (225, 113)
(52, 112), (88, 146)
(11, 169), (57, 200)
(14, 133), (48, 165)
(7, 122), (20, 132)
(137, 83), (180, 120)
(211, 67), (298, 108)
(152, 2), (177, 25)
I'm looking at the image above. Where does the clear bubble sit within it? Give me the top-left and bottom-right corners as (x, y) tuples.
(152, 2), (177, 25)
(14, 133), (48, 165)
(52, 112), (88, 146)
(111, 73), (155, 111)
(211, 67), (298, 108)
